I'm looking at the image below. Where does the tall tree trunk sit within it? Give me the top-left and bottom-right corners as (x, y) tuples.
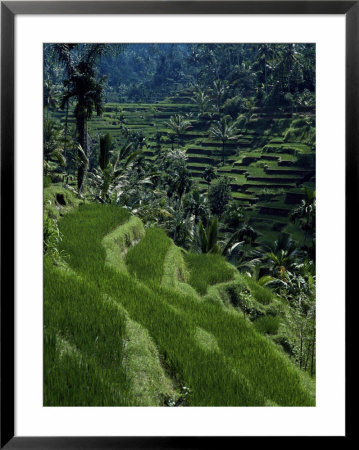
(222, 141), (225, 166)
(287, 60), (291, 93)
(63, 100), (69, 172)
(264, 56), (267, 95)
(299, 325), (303, 369)
(45, 154), (49, 176)
(76, 108), (87, 193)
(304, 342), (310, 371)
(310, 327), (316, 376)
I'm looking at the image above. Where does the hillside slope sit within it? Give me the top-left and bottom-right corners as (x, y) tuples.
(44, 202), (315, 406)
(52, 96), (315, 245)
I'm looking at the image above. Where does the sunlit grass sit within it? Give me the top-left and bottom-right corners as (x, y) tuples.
(44, 257), (130, 406)
(254, 315), (281, 335)
(44, 203), (315, 406)
(125, 227), (171, 286)
(183, 252), (236, 295)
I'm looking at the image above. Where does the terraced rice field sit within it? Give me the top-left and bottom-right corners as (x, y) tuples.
(52, 91), (315, 244)
(44, 203), (315, 406)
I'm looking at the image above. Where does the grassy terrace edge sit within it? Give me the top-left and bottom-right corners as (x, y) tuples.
(44, 202), (315, 406)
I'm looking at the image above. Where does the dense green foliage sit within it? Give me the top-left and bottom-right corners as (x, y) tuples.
(88, 44), (315, 107)
(43, 43), (316, 406)
(208, 176), (232, 216)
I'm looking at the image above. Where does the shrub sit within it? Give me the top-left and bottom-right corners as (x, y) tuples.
(44, 185), (80, 219)
(44, 176), (52, 188)
(284, 126), (315, 145)
(223, 96), (244, 118)
(208, 176), (232, 217)
(291, 118), (308, 128)
(224, 283), (265, 320)
(43, 215), (63, 260)
(235, 116), (248, 133)
(222, 202), (246, 230)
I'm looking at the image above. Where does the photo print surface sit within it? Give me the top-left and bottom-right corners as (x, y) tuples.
(43, 43), (316, 407)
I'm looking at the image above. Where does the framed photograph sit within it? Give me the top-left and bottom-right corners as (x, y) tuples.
(1, 1), (351, 447)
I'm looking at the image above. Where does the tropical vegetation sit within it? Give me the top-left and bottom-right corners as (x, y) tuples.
(43, 43), (316, 406)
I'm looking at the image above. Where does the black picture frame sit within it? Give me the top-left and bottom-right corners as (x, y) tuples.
(1, 1), (352, 447)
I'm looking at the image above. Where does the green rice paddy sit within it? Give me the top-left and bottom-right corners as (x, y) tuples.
(53, 98), (314, 247)
(44, 202), (315, 406)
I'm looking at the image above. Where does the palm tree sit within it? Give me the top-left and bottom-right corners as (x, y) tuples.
(290, 188), (316, 244)
(209, 117), (237, 165)
(183, 189), (208, 226)
(193, 89), (210, 116)
(62, 94), (71, 164)
(88, 142), (140, 203)
(197, 217), (220, 254)
(277, 44), (299, 93)
(174, 166), (192, 205)
(257, 44), (274, 95)
(55, 44), (110, 192)
(99, 133), (112, 170)
(196, 217), (243, 258)
(238, 224), (259, 246)
(43, 120), (66, 175)
(61, 68), (104, 192)
(211, 79), (229, 111)
(243, 98), (255, 121)
(169, 209), (195, 249)
(43, 80), (59, 124)
(202, 165), (217, 188)
(265, 250), (294, 280)
(168, 133), (176, 151)
(166, 114), (192, 149)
